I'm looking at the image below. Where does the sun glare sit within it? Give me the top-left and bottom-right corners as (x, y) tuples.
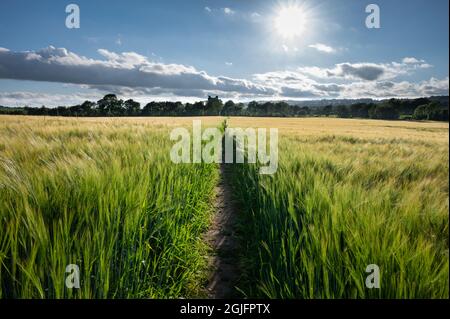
(274, 4), (309, 39)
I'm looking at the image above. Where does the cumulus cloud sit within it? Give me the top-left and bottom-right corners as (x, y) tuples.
(313, 83), (343, 93)
(308, 43), (336, 54)
(253, 58), (447, 99)
(417, 77), (449, 96)
(0, 47), (447, 104)
(328, 63), (385, 80)
(291, 58), (434, 81)
(280, 87), (320, 98)
(223, 7), (235, 15)
(0, 46), (275, 97)
(0, 91), (101, 107)
(338, 77), (449, 98)
(402, 57), (421, 64)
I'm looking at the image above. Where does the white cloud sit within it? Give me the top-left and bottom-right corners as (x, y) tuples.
(0, 46), (276, 101)
(419, 63), (433, 69)
(97, 48), (120, 61)
(337, 77), (449, 98)
(204, 6), (212, 13)
(223, 7), (235, 15)
(293, 63), (388, 81)
(327, 63), (387, 80)
(252, 57), (446, 99)
(403, 57), (421, 64)
(253, 71), (449, 99)
(250, 12), (261, 21)
(0, 91), (101, 107)
(417, 77), (449, 95)
(290, 58), (434, 81)
(0, 47), (446, 103)
(308, 43), (336, 54)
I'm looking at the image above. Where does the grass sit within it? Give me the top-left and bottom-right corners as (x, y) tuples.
(227, 117), (449, 298)
(0, 116), (221, 298)
(0, 115), (448, 299)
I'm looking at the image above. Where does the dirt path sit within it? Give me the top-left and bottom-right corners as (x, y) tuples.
(204, 163), (240, 298)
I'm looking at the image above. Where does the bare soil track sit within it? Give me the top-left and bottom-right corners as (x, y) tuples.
(205, 163), (240, 298)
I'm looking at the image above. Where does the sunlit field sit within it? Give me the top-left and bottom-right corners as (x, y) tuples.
(227, 117), (449, 298)
(0, 115), (448, 299)
(0, 116), (221, 298)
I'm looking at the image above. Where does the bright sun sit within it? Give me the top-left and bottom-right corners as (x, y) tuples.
(274, 4), (309, 39)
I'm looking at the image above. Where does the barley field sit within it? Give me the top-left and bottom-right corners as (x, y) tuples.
(0, 116), (221, 298)
(227, 117), (449, 298)
(0, 115), (448, 299)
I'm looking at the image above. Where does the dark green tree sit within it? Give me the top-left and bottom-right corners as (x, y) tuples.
(124, 99), (141, 116)
(97, 94), (124, 116)
(205, 96), (223, 115)
(372, 103), (400, 120)
(335, 105), (350, 118)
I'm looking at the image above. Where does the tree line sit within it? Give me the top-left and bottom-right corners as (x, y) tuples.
(0, 94), (448, 121)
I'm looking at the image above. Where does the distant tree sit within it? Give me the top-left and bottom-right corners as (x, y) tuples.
(157, 101), (184, 115)
(79, 100), (96, 116)
(411, 97), (431, 109)
(323, 105), (332, 117)
(349, 103), (376, 118)
(372, 103), (399, 120)
(143, 101), (158, 115)
(38, 105), (49, 116)
(262, 102), (275, 116)
(1, 93), (446, 120)
(247, 101), (259, 116)
(0, 106), (26, 115)
(174, 101), (185, 115)
(205, 96), (223, 115)
(184, 103), (193, 115)
(68, 104), (81, 116)
(124, 99), (141, 116)
(97, 94), (124, 116)
(56, 106), (69, 116)
(335, 105), (350, 118)
(413, 104), (430, 120)
(386, 98), (401, 111)
(275, 101), (290, 117)
(436, 109), (449, 121)
(413, 102), (448, 121)
(222, 100), (244, 116)
(223, 100), (235, 115)
(234, 103), (244, 115)
(426, 102), (444, 121)
(194, 101), (206, 115)
(296, 106), (310, 117)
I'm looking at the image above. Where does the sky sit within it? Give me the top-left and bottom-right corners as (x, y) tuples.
(0, 0), (448, 107)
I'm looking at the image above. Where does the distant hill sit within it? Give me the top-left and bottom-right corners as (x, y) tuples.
(429, 96), (449, 107)
(255, 98), (378, 108)
(255, 96), (449, 108)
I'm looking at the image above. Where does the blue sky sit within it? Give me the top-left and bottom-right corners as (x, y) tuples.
(0, 0), (448, 106)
